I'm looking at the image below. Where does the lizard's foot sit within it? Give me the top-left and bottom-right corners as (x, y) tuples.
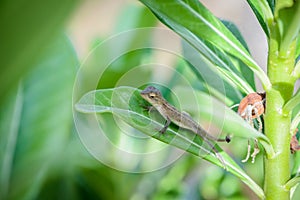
(159, 126), (167, 134)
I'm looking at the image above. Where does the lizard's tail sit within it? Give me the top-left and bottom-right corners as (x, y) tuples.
(204, 138), (227, 170)
(217, 135), (231, 143)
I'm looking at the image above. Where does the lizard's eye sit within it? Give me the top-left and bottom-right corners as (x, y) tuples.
(149, 95), (155, 99)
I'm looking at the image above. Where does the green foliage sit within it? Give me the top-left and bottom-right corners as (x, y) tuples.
(76, 86), (274, 198)
(0, 0), (79, 102)
(246, 0), (273, 37)
(1, 0), (300, 199)
(0, 35), (78, 199)
(76, 0), (300, 199)
(139, 0), (271, 90)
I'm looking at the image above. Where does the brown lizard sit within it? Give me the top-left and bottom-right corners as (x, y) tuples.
(140, 86), (230, 168)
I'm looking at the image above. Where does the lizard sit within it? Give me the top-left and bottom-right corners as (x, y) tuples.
(140, 86), (230, 168)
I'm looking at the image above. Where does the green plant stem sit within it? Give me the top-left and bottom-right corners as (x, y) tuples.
(264, 33), (296, 200)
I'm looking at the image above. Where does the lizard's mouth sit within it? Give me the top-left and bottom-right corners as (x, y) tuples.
(140, 91), (147, 98)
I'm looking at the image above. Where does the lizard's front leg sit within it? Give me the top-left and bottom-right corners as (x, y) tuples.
(159, 117), (171, 134)
(140, 103), (153, 111)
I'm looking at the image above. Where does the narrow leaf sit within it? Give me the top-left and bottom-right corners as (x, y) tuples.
(267, 0), (275, 13)
(296, 37), (300, 61)
(4, 35), (78, 200)
(292, 58), (300, 79)
(0, 84), (23, 199)
(283, 88), (300, 114)
(291, 111), (300, 136)
(285, 176), (300, 190)
(182, 39), (254, 98)
(222, 20), (256, 89)
(246, 0), (274, 37)
(277, 0), (300, 54)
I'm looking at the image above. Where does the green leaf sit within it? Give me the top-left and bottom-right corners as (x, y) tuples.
(246, 0), (274, 37)
(0, 0), (78, 103)
(0, 35), (78, 200)
(276, 0), (300, 54)
(294, 59), (300, 80)
(222, 20), (251, 53)
(181, 24), (255, 97)
(267, 0), (275, 13)
(221, 20), (256, 90)
(90, 6), (157, 90)
(291, 108), (300, 194)
(0, 85), (23, 199)
(291, 152), (300, 199)
(172, 86), (274, 159)
(285, 176), (300, 192)
(291, 111), (300, 137)
(283, 88), (300, 114)
(75, 86), (275, 198)
(182, 40), (249, 103)
(115, 4), (158, 32)
(180, 20), (256, 103)
(275, 0), (294, 17)
(296, 37), (300, 61)
(139, 0), (271, 90)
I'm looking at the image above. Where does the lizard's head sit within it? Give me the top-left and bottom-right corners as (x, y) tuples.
(140, 86), (162, 104)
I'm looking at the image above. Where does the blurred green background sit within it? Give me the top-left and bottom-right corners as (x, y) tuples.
(0, 0), (299, 200)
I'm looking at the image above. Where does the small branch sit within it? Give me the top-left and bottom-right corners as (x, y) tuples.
(284, 176), (300, 190)
(283, 88), (300, 115)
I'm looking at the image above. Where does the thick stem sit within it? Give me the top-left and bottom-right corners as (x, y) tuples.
(264, 90), (291, 200)
(264, 33), (296, 199)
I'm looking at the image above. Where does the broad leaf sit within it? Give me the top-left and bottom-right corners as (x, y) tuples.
(0, 0), (78, 103)
(97, 5), (157, 89)
(75, 86), (275, 198)
(0, 35), (78, 200)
